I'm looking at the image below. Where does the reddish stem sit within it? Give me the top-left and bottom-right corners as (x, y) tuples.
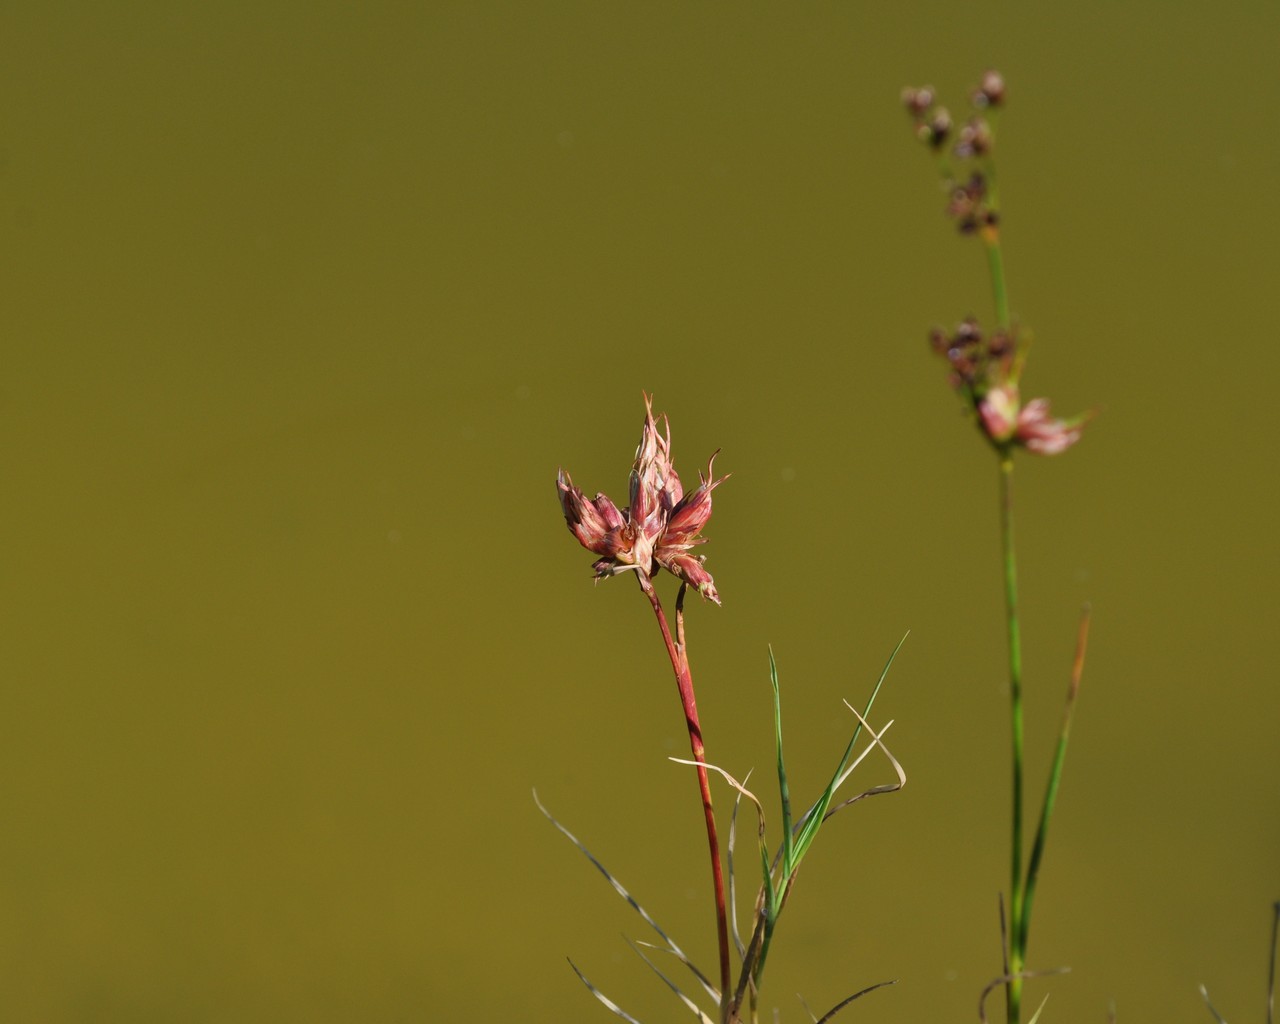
(637, 573), (732, 1014)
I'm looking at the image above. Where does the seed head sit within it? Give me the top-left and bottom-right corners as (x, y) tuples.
(557, 395), (728, 603)
(954, 117), (994, 159)
(972, 70), (1006, 109)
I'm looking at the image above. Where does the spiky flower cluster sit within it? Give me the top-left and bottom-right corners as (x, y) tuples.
(557, 395), (727, 603)
(930, 319), (1086, 456)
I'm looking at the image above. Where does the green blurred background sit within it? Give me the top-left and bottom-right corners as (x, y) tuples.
(2, 2), (1277, 1021)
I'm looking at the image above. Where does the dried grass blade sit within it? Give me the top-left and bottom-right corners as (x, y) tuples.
(978, 967), (1069, 1024)
(813, 979), (898, 1024)
(626, 937), (716, 1024)
(567, 959), (645, 1024)
(1200, 984), (1229, 1024)
(534, 789), (718, 1004)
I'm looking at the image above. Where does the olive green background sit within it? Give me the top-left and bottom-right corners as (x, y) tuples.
(2, 3), (1277, 1022)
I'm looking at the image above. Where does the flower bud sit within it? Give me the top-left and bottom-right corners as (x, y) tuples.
(558, 470), (626, 557)
(901, 85), (935, 117)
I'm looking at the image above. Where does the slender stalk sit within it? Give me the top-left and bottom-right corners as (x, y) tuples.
(999, 452), (1025, 1024)
(979, 139), (1009, 332)
(637, 573), (732, 1017)
(984, 160), (1025, 1024)
(981, 224), (1010, 331)
(986, 238), (1010, 331)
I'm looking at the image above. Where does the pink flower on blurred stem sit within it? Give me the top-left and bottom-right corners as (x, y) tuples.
(933, 321), (1088, 456)
(558, 394), (727, 603)
(978, 383), (1019, 443)
(980, 384), (1084, 454)
(1014, 398), (1084, 455)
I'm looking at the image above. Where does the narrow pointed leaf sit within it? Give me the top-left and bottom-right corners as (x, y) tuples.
(769, 646), (795, 876)
(568, 959), (646, 1023)
(1019, 607), (1089, 953)
(791, 634), (908, 865)
(625, 937), (716, 1024)
(534, 790), (718, 1004)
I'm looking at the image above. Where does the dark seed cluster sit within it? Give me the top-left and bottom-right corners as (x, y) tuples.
(929, 317), (1017, 396)
(903, 71), (1004, 233)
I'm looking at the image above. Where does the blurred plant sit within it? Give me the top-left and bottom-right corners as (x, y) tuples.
(903, 71), (1093, 1024)
(1199, 901), (1280, 1024)
(546, 394), (905, 1024)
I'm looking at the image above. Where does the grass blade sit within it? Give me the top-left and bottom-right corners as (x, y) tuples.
(534, 789), (718, 1005)
(568, 959), (645, 1024)
(791, 633), (908, 865)
(1019, 606), (1089, 953)
(626, 937), (716, 1024)
(812, 979), (898, 1024)
(769, 646), (795, 875)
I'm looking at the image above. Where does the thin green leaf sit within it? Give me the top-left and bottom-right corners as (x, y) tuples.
(791, 633), (908, 866)
(1019, 607), (1089, 954)
(727, 784), (747, 960)
(769, 646), (794, 876)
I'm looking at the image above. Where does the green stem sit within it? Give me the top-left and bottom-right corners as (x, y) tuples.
(985, 232), (1010, 331)
(999, 454), (1025, 1024)
(979, 148), (1009, 331)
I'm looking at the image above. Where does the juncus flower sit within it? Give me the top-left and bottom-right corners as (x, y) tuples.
(1011, 397), (1085, 455)
(932, 321), (1089, 456)
(557, 394), (727, 603)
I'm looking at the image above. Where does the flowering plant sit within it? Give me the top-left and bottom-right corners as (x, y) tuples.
(547, 395), (903, 1024)
(904, 71), (1092, 1024)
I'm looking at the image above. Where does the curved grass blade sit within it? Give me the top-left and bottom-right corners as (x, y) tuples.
(822, 709), (906, 821)
(790, 633), (908, 866)
(568, 959), (645, 1024)
(534, 789), (718, 1005)
(626, 937), (716, 1024)
(812, 979), (899, 1024)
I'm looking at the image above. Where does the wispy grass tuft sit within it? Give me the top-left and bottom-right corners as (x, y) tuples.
(536, 636), (906, 1023)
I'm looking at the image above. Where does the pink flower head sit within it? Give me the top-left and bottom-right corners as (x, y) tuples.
(983, 384), (1085, 453)
(558, 394), (727, 603)
(933, 320), (1088, 456)
(977, 383), (1020, 443)
(977, 384), (1086, 455)
(1014, 398), (1085, 455)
